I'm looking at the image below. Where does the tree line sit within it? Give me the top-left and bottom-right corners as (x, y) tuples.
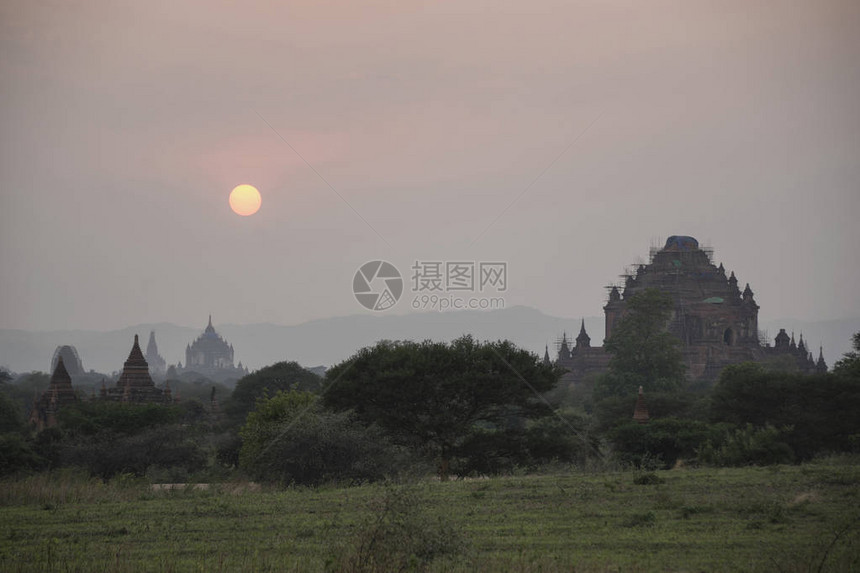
(2, 290), (859, 483)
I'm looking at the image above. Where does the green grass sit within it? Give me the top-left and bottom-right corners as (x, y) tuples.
(1, 459), (859, 572)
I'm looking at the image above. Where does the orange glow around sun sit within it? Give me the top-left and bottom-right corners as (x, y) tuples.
(229, 184), (262, 216)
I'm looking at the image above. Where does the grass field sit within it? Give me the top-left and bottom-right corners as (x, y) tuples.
(1, 458), (859, 572)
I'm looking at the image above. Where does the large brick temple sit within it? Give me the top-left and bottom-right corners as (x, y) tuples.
(172, 316), (248, 382)
(550, 236), (827, 385)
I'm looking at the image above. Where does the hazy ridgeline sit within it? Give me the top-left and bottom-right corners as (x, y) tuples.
(2, 310), (857, 376)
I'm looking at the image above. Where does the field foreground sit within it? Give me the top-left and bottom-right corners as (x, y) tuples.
(1, 460), (859, 572)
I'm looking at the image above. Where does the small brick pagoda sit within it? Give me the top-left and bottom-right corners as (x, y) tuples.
(102, 334), (173, 403)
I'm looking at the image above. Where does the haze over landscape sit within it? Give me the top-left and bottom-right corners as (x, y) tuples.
(2, 311), (858, 376)
(3, 6), (860, 571)
(2, 1), (858, 366)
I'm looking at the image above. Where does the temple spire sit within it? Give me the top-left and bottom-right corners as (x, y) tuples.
(147, 331), (158, 354)
(816, 346), (827, 373)
(558, 332), (571, 360)
(728, 271), (740, 298)
(127, 334), (146, 362)
(575, 319), (591, 348)
(205, 315), (216, 334)
(52, 356), (70, 384)
(144, 330), (166, 376)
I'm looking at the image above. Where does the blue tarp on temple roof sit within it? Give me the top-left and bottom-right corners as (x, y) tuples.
(664, 236), (699, 251)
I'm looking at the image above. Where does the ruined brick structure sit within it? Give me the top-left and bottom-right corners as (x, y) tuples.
(554, 236), (827, 385)
(50, 345), (85, 378)
(28, 356), (79, 430)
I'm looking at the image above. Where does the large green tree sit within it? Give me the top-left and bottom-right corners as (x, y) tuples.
(3, 372), (50, 417)
(710, 363), (860, 460)
(595, 288), (685, 399)
(226, 361), (322, 424)
(323, 336), (560, 479)
(239, 391), (318, 470)
(239, 391), (411, 485)
(0, 391), (23, 434)
(0, 390), (42, 476)
(833, 332), (860, 380)
(53, 402), (206, 478)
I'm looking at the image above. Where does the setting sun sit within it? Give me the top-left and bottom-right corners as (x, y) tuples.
(229, 184), (262, 216)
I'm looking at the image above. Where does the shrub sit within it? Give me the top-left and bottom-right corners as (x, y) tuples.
(57, 401), (182, 435)
(336, 486), (466, 572)
(59, 424), (207, 479)
(697, 424), (795, 467)
(633, 472), (664, 485)
(623, 511), (657, 528)
(0, 432), (44, 476)
(239, 391), (418, 485)
(609, 418), (727, 468)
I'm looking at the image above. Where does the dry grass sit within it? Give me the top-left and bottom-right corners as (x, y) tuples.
(1, 460), (859, 572)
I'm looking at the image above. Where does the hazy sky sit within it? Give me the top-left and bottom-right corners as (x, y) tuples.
(1, 0), (858, 332)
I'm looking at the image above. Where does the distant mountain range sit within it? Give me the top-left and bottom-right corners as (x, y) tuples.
(1, 307), (857, 376)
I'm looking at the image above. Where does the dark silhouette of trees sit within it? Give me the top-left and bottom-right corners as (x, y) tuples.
(323, 336), (560, 479)
(50, 402), (206, 479)
(833, 332), (860, 380)
(226, 361), (322, 424)
(709, 363), (860, 460)
(238, 391), (413, 485)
